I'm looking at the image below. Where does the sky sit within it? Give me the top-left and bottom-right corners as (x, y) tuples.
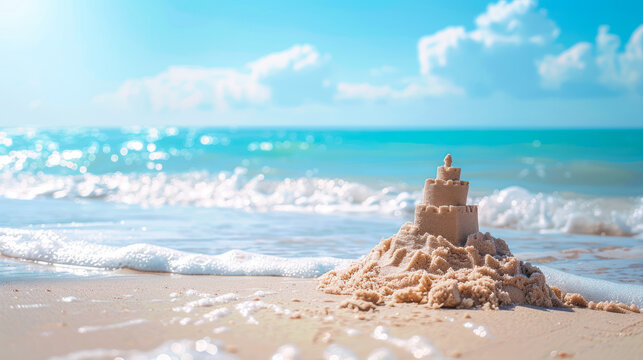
(1, 0), (642, 128)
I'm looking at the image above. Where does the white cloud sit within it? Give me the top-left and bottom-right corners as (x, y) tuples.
(412, 0), (643, 96)
(337, 0), (559, 101)
(98, 1), (643, 111)
(248, 44), (320, 78)
(336, 22), (471, 101)
(99, 68), (270, 111)
(596, 25), (643, 91)
(536, 25), (643, 93)
(538, 42), (592, 89)
(417, 0), (557, 68)
(469, 0), (549, 47)
(475, 0), (533, 28)
(95, 44), (322, 111)
(417, 0), (558, 82)
(337, 0), (643, 101)
(418, 27), (467, 75)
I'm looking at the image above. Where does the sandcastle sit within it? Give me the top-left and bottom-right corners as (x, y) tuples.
(318, 155), (639, 313)
(414, 154), (478, 246)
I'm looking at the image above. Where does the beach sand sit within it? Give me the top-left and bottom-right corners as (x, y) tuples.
(2, 274), (641, 360)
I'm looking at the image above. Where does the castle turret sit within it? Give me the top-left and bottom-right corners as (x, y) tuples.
(413, 154), (479, 246)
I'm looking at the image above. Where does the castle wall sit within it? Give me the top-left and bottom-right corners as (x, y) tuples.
(422, 179), (469, 206)
(413, 205), (479, 246)
(437, 166), (460, 181)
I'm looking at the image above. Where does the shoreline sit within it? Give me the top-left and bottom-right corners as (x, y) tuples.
(2, 274), (641, 359)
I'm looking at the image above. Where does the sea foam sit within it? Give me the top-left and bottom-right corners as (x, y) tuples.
(49, 337), (238, 360)
(0, 228), (349, 278)
(1, 227), (641, 307)
(540, 266), (643, 307)
(477, 186), (643, 237)
(0, 170), (641, 237)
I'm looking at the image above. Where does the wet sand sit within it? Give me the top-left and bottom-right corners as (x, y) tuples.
(1, 274), (642, 359)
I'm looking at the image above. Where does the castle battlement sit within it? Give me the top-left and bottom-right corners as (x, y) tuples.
(425, 179), (470, 186)
(415, 204), (477, 214)
(413, 154), (479, 246)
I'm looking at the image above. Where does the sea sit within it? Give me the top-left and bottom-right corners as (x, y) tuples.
(0, 128), (641, 304)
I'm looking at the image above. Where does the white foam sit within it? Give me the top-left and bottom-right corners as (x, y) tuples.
(10, 303), (48, 309)
(366, 348), (395, 360)
(174, 293), (241, 313)
(185, 289), (212, 297)
(463, 322), (494, 338)
(203, 307), (232, 322)
(323, 344), (359, 360)
(2, 227), (641, 307)
(1, 170), (640, 237)
(77, 318), (147, 334)
(235, 300), (291, 324)
(0, 169), (416, 218)
(372, 326), (445, 359)
(540, 266), (643, 307)
(0, 228), (350, 277)
(213, 326), (230, 334)
(477, 186), (643, 237)
(60, 296), (80, 303)
(249, 290), (276, 298)
(271, 344), (301, 360)
(49, 337), (238, 360)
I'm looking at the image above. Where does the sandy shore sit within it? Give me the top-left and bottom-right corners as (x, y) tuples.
(1, 274), (641, 360)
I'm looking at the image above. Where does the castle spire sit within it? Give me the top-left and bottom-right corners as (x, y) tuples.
(436, 153), (460, 181)
(444, 154), (452, 168)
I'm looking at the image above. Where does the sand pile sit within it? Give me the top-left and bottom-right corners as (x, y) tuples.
(318, 222), (640, 313)
(319, 155), (639, 313)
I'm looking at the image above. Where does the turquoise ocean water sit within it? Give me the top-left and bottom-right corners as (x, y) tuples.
(0, 128), (641, 302)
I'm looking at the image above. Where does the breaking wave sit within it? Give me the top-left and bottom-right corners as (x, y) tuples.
(0, 228), (348, 278)
(1, 227), (641, 306)
(540, 266), (643, 307)
(0, 169), (641, 237)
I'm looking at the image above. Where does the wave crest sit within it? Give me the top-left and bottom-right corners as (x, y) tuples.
(0, 228), (348, 277)
(1, 227), (641, 306)
(477, 186), (643, 237)
(1, 170), (641, 237)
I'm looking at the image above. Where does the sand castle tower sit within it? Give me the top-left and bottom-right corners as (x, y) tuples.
(413, 154), (479, 246)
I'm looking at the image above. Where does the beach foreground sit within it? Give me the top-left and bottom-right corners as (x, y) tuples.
(1, 274), (641, 360)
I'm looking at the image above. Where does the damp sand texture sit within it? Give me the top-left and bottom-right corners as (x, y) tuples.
(2, 275), (643, 360)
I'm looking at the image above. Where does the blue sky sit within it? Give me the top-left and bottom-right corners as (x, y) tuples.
(1, 0), (642, 127)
